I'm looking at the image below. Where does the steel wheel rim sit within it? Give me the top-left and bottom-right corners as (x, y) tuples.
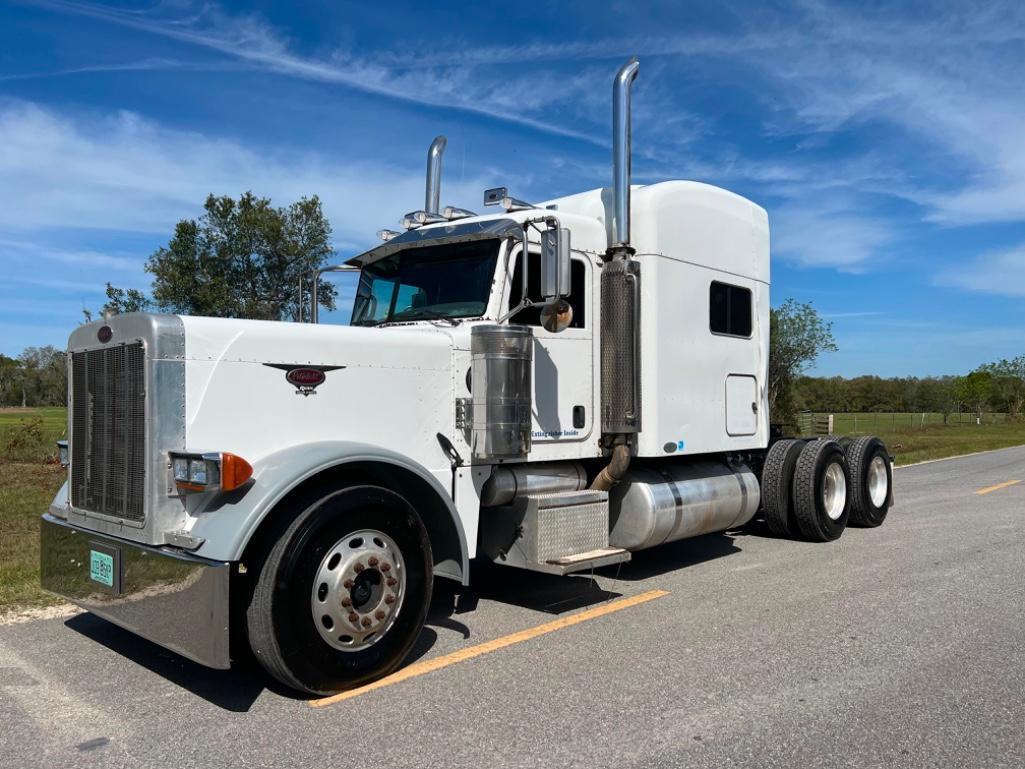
(868, 455), (888, 507)
(822, 461), (847, 521)
(311, 529), (406, 652)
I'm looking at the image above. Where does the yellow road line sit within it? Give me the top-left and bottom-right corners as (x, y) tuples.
(975, 479), (1022, 495)
(309, 588), (670, 708)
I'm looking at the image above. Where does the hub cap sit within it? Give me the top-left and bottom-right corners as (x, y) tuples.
(311, 529), (406, 652)
(822, 461), (847, 521)
(868, 455), (889, 507)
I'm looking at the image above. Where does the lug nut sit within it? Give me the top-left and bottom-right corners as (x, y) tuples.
(386, 577), (397, 587)
(348, 612), (359, 623)
(343, 579), (354, 589)
(380, 562), (391, 573)
(354, 562), (365, 573)
(361, 616), (372, 627)
(385, 594), (396, 605)
(375, 610), (386, 620)
(340, 597), (352, 608)
(368, 556), (379, 567)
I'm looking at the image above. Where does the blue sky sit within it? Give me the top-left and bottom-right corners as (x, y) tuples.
(1, 0), (1023, 376)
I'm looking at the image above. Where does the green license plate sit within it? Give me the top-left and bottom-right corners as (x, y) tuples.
(90, 550), (115, 587)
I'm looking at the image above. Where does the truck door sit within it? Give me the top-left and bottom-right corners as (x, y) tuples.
(506, 250), (594, 447)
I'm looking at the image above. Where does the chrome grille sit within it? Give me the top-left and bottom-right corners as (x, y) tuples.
(70, 342), (146, 522)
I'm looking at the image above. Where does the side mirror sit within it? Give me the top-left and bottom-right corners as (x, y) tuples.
(540, 227), (571, 299)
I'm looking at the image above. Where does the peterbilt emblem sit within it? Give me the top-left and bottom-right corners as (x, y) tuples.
(263, 364), (345, 396)
(97, 325), (113, 343)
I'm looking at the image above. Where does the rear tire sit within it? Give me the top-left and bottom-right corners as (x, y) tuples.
(246, 485), (432, 695)
(761, 439), (805, 537)
(793, 439), (851, 542)
(845, 436), (892, 527)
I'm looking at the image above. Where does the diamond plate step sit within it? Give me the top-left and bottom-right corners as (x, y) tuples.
(479, 488), (632, 575)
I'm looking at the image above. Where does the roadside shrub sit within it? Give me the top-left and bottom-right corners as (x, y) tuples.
(0, 416), (57, 464)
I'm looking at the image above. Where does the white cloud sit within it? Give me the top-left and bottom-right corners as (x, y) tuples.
(0, 100), (492, 245)
(22, 0), (1025, 274)
(771, 203), (894, 271)
(935, 242), (1025, 298)
(0, 57), (244, 82)
(0, 239), (140, 271)
(720, 2), (1025, 227)
(821, 311), (886, 319)
(32, 0), (610, 145)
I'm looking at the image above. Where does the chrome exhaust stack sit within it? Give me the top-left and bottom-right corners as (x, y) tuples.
(593, 57), (642, 492)
(425, 135), (447, 215)
(610, 57), (639, 254)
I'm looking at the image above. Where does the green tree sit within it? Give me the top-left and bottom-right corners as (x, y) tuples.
(954, 370), (994, 422)
(0, 354), (20, 407)
(102, 284), (151, 316)
(769, 299), (837, 425)
(105, 192), (336, 320)
(977, 356), (1025, 420)
(17, 346), (66, 407)
(916, 376), (959, 424)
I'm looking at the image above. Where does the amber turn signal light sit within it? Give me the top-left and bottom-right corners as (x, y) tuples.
(220, 452), (253, 491)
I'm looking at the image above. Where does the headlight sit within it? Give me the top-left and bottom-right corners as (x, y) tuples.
(188, 459), (208, 485)
(169, 451), (253, 493)
(172, 457), (191, 482)
(57, 440), (69, 467)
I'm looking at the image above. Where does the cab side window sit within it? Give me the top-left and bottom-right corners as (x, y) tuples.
(508, 252), (587, 328)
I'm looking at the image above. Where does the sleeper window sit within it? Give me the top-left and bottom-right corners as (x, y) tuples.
(709, 281), (752, 337)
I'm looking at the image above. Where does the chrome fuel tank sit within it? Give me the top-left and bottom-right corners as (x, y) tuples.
(608, 461), (759, 551)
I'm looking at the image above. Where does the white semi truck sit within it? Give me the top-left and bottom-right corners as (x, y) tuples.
(41, 58), (894, 695)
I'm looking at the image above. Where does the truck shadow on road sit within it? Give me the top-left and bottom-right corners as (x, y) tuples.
(598, 530), (744, 582)
(64, 612), (290, 711)
(433, 530), (744, 620)
(62, 598), (455, 711)
(61, 531), (744, 711)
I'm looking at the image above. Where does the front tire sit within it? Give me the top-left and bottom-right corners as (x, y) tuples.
(792, 439), (852, 542)
(246, 485), (433, 695)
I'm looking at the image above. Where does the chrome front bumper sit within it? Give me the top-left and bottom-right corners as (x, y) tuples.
(40, 514), (231, 669)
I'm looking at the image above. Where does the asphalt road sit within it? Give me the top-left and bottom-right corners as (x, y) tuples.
(2, 446), (1024, 768)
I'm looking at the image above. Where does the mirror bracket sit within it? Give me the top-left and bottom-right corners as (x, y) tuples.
(497, 217), (573, 328)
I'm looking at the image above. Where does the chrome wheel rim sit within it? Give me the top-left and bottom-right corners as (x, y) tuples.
(311, 529), (406, 652)
(822, 461), (847, 521)
(868, 455), (889, 508)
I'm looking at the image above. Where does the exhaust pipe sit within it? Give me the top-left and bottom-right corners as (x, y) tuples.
(610, 58), (639, 253)
(593, 57), (641, 492)
(425, 135), (447, 214)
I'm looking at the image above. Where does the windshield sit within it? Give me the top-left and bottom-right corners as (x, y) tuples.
(351, 239), (500, 326)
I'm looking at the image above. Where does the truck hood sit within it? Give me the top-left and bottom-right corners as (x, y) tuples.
(177, 315), (466, 469)
(179, 315), (459, 366)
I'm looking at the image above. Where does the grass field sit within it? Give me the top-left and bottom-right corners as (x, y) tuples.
(0, 406), (67, 430)
(808, 411), (1009, 434)
(0, 406), (67, 464)
(1, 408), (68, 612)
(868, 422), (1025, 465)
(801, 411), (1025, 465)
(2, 407), (1025, 613)
(0, 461), (66, 611)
